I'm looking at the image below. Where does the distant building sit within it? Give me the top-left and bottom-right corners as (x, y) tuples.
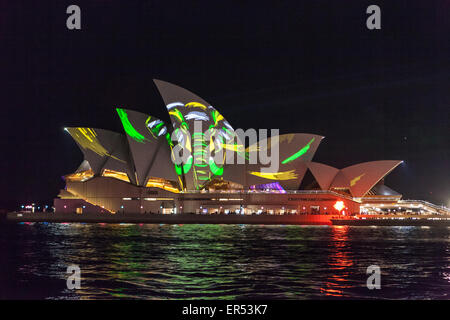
(55, 80), (449, 218)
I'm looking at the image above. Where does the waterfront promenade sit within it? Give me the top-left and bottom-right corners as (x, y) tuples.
(5, 211), (335, 225)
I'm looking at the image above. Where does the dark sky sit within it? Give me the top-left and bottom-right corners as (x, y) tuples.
(0, 0), (449, 210)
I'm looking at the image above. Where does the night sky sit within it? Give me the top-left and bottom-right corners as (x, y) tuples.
(0, 1), (448, 210)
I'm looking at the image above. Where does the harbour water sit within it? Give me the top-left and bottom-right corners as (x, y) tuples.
(1, 223), (449, 299)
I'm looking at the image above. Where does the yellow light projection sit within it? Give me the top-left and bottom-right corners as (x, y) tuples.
(177, 175), (184, 190)
(211, 109), (224, 126)
(169, 109), (184, 123)
(146, 177), (180, 193)
(279, 134), (295, 144)
(67, 128), (123, 162)
(185, 102), (207, 110)
(102, 169), (130, 182)
(246, 145), (260, 153)
(222, 143), (245, 153)
(64, 169), (94, 182)
(350, 173), (365, 186)
(249, 170), (298, 180)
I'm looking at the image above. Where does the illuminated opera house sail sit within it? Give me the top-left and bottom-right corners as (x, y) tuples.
(55, 80), (449, 218)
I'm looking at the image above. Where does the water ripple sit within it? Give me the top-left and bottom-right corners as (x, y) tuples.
(0, 223), (449, 299)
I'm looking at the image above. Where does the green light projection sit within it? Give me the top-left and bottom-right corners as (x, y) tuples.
(169, 109), (184, 123)
(211, 110), (224, 126)
(145, 116), (167, 139)
(165, 132), (173, 147)
(116, 108), (146, 143)
(192, 132), (209, 189)
(209, 158), (224, 176)
(169, 109), (189, 130)
(167, 101), (229, 190)
(281, 138), (315, 164)
(175, 155), (193, 175)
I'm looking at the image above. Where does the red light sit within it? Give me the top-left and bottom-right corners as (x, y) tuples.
(334, 201), (345, 212)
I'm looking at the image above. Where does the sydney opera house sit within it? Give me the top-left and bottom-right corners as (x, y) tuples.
(54, 80), (449, 220)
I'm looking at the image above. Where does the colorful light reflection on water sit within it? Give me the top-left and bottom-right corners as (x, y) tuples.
(0, 223), (449, 299)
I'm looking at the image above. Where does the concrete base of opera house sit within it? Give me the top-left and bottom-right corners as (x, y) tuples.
(5, 211), (337, 225)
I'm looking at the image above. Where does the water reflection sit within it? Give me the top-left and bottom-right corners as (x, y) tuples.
(1, 223), (449, 299)
(319, 226), (354, 297)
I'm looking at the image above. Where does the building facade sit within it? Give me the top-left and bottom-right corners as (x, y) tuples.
(54, 80), (449, 218)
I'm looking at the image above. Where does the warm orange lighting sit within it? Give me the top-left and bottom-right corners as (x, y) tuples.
(102, 169), (130, 182)
(334, 201), (345, 212)
(65, 169), (94, 182)
(146, 177), (180, 193)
